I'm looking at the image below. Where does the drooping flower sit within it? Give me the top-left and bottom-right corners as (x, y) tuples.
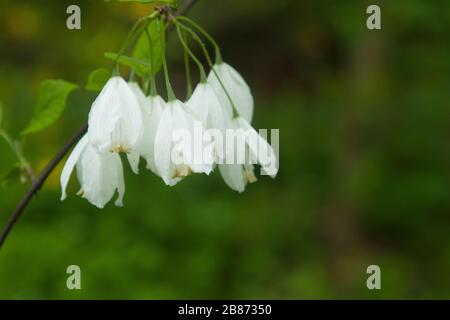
(127, 82), (165, 175)
(208, 63), (254, 123)
(186, 82), (234, 160)
(60, 135), (125, 209)
(154, 99), (214, 186)
(219, 117), (278, 193)
(88, 76), (143, 154)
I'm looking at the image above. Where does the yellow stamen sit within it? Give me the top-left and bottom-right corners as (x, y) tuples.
(244, 168), (257, 184)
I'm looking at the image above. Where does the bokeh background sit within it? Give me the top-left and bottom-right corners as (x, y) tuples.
(1, 0), (450, 299)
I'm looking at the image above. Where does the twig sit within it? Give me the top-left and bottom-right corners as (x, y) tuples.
(0, 124), (88, 247)
(0, 0), (200, 249)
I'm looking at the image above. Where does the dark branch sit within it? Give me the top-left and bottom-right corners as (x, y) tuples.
(0, 0), (200, 249)
(0, 124), (88, 247)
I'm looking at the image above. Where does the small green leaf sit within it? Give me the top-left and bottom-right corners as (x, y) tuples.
(86, 68), (110, 92)
(104, 52), (152, 77)
(22, 80), (78, 136)
(133, 19), (164, 77)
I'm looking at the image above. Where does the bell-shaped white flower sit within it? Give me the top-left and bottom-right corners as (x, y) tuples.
(186, 82), (234, 161)
(127, 82), (165, 175)
(219, 117), (278, 193)
(88, 76), (143, 153)
(185, 83), (211, 127)
(60, 135), (125, 208)
(154, 99), (214, 186)
(208, 63), (254, 123)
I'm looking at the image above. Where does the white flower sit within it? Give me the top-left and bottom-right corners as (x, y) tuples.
(88, 76), (143, 154)
(185, 83), (211, 127)
(154, 99), (214, 186)
(186, 82), (233, 160)
(127, 82), (165, 175)
(60, 135), (125, 208)
(208, 63), (254, 123)
(219, 117), (278, 193)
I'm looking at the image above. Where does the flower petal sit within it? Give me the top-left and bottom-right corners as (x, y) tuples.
(208, 63), (254, 123)
(114, 81), (143, 150)
(174, 100), (214, 175)
(88, 78), (122, 152)
(78, 144), (124, 208)
(219, 164), (245, 193)
(88, 77), (143, 153)
(237, 117), (278, 177)
(114, 154), (125, 207)
(154, 104), (174, 185)
(207, 96), (234, 161)
(127, 150), (140, 174)
(128, 82), (148, 110)
(60, 135), (89, 201)
(186, 83), (211, 127)
(143, 95), (165, 174)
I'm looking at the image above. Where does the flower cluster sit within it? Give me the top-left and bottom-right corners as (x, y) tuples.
(60, 16), (278, 208)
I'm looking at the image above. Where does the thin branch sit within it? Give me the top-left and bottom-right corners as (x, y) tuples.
(0, 124), (88, 247)
(0, 0), (200, 249)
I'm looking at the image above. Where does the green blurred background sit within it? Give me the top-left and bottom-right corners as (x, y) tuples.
(1, 0), (450, 299)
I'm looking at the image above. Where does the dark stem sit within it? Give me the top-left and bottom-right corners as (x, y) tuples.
(0, 0), (200, 249)
(0, 124), (88, 247)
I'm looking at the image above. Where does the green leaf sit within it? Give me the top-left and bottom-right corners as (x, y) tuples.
(133, 19), (165, 77)
(104, 52), (152, 77)
(113, 0), (178, 8)
(85, 68), (110, 92)
(22, 80), (78, 136)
